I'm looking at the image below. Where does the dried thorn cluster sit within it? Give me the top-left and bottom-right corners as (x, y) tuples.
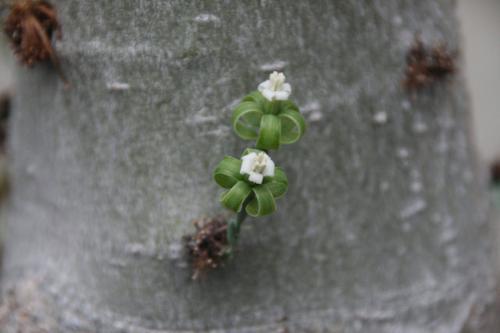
(0, 280), (58, 332)
(4, 0), (67, 83)
(491, 160), (500, 184)
(184, 216), (230, 279)
(0, 92), (11, 153)
(0, 92), (11, 201)
(403, 37), (456, 91)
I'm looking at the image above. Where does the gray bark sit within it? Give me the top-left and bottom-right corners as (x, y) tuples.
(1, 1), (497, 332)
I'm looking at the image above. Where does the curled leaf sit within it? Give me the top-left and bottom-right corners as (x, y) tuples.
(231, 91), (306, 150)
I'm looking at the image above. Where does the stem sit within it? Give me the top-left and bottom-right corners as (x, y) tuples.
(227, 198), (250, 250)
(269, 100), (281, 115)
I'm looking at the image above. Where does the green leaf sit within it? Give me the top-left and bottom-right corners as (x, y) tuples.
(242, 91), (268, 110)
(281, 100), (300, 112)
(231, 101), (263, 140)
(279, 108), (306, 144)
(264, 167), (288, 198)
(256, 114), (282, 150)
(246, 185), (276, 217)
(213, 156), (242, 189)
(220, 180), (252, 212)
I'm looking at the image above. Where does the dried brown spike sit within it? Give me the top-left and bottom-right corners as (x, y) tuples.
(0, 92), (11, 153)
(491, 160), (500, 184)
(402, 36), (456, 92)
(428, 43), (456, 78)
(184, 216), (229, 279)
(4, 0), (67, 85)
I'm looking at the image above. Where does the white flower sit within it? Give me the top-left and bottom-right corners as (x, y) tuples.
(258, 71), (292, 101)
(240, 152), (275, 184)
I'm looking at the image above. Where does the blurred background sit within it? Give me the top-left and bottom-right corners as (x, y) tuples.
(458, 0), (500, 165)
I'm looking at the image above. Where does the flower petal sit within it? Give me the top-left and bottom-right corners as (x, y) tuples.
(240, 152), (256, 175)
(261, 89), (275, 101)
(248, 172), (263, 184)
(282, 83), (292, 94)
(274, 90), (289, 100)
(263, 157), (275, 177)
(258, 80), (271, 92)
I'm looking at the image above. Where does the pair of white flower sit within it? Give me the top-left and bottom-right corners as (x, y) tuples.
(239, 71), (292, 184)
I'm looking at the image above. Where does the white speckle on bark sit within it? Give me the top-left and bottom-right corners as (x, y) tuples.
(300, 101), (322, 122)
(168, 241), (184, 260)
(397, 147), (410, 159)
(308, 111), (323, 122)
(185, 114), (218, 125)
(413, 121), (428, 134)
(199, 126), (231, 137)
(258, 60), (289, 72)
(373, 111), (388, 124)
(124, 243), (150, 256)
(300, 101), (321, 113)
(299, 101), (321, 114)
(193, 13), (221, 24)
(106, 82), (130, 91)
(400, 198), (427, 219)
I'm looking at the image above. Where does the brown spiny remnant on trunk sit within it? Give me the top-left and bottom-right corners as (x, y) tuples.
(0, 92), (11, 153)
(184, 216), (230, 279)
(0, 92), (10, 200)
(4, 0), (68, 85)
(491, 160), (500, 184)
(402, 36), (456, 92)
(0, 279), (58, 332)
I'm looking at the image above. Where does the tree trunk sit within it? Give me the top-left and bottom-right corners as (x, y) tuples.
(1, 1), (497, 332)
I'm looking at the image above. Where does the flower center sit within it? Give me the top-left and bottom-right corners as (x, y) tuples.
(251, 153), (267, 174)
(269, 71), (285, 91)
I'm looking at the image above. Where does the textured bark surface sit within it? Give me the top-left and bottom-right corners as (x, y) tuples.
(1, 1), (497, 332)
